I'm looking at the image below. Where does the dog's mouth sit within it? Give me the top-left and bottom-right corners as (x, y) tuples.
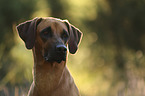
(43, 45), (67, 63)
(44, 52), (67, 63)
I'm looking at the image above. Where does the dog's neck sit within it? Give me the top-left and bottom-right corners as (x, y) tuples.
(31, 47), (71, 95)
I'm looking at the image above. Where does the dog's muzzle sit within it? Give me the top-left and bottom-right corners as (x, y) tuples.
(44, 45), (67, 63)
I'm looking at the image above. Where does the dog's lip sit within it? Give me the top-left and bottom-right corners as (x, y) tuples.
(45, 58), (65, 63)
(44, 55), (66, 63)
(55, 59), (64, 63)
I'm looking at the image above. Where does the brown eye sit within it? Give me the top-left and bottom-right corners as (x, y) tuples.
(62, 32), (68, 39)
(43, 31), (49, 35)
(40, 27), (52, 40)
(62, 30), (68, 39)
(61, 33), (68, 42)
(63, 34), (67, 38)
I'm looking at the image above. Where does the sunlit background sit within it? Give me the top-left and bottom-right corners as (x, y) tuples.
(0, 0), (145, 96)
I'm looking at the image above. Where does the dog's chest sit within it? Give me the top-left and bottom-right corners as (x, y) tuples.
(34, 62), (65, 94)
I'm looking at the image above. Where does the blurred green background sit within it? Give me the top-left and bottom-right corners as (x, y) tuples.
(0, 0), (145, 96)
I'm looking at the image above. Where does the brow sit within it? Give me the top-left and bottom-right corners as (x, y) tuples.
(40, 26), (51, 33)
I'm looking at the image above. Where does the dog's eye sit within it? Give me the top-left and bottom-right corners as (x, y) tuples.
(63, 34), (68, 38)
(43, 31), (49, 35)
(61, 32), (68, 44)
(62, 31), (68, 40)
(41, 31), (52, 38)
(43, 31), (52, 37)
(40, 27), (52, 40)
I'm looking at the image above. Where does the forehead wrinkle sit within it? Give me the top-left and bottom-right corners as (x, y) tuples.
(51, 22), (64, 35)
(37, 20), (50, 33)
(37, 19), (68, 34)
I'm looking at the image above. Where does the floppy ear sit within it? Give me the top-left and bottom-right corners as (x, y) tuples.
(16, 17), (42, 49)
(64, 20), (83, 54)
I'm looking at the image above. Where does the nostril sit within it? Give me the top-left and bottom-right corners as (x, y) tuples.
(56, 45), (67, 52)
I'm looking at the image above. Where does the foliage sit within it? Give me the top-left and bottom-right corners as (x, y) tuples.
(0, 0), (37, 95)
(0, 0), (145, 96)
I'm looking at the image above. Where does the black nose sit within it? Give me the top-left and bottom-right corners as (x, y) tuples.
(56, 45), (67, 53)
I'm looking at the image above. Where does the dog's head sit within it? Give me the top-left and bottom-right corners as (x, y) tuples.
(16, 17), (82, 63)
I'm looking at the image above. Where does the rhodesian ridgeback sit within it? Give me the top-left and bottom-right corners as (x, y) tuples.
(16, 17), (82, 96)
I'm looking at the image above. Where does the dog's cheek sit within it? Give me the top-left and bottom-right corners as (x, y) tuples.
(42, 41), (52, 54)
(41, 49), (45, 57)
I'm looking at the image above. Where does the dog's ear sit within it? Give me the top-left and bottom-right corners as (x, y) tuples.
(16, 17), (42, 49)
(64, 20), (83, 54)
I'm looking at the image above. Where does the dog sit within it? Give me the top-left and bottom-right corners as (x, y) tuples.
(16, 17), (82, 96)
